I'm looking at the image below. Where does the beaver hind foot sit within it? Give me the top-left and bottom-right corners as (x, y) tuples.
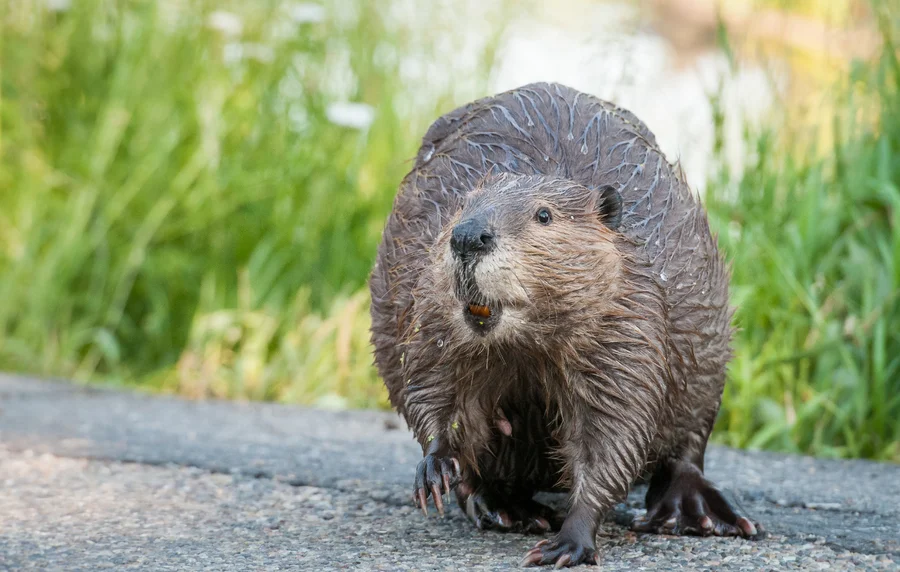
(456, 482), (562, 534)
(631, 460), (765, 539)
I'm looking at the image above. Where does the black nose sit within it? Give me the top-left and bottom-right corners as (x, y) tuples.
(450, 218), (495, 258)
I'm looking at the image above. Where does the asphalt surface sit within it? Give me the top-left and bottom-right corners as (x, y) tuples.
(0, 373), (897, 571)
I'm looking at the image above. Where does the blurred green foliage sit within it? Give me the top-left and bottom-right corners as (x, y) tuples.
(0, 0), (498, 407)
(708, 0), (900, 460)
(0, 0), (896, 459)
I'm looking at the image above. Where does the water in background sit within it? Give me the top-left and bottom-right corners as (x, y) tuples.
(395, 0), (778, 192)
(493, 1), (776, 191)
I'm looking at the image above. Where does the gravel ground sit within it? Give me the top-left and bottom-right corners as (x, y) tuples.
(0, 374), (897, 571)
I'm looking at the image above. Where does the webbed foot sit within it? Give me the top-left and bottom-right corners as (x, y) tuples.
(631, 460), (763, 539)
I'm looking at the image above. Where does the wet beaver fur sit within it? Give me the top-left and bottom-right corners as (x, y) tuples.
(369, 82), (761, 567)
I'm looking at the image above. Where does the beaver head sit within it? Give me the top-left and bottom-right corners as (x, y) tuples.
(430, 173), (625, 344)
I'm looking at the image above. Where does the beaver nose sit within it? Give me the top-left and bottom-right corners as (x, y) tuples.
(450, 218), (495, 258)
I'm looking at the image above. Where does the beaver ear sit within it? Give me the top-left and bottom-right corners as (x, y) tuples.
(594, 185), (622, 230)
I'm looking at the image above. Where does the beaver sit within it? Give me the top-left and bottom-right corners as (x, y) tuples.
(369, 82), (760, 568)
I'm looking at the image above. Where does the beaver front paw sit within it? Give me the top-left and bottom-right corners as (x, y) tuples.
(413, 454), (461, 516)
(520, 536), (598, 568)
(456, 483), (560, 533)
(631, 461), (763, 539)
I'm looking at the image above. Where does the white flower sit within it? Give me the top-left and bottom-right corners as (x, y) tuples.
(271, 20), (297, 40)
(242, 43), (275, 63)
(326, 102), (375, 129)
(46, 0), (71, 11)
(288, 3), (325, 24)
(207, 11), (243, 37)
(223, 42), (243, 65)
(222, 42), (276, 66)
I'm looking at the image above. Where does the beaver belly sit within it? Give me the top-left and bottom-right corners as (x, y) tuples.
(476, 400), (564, 493)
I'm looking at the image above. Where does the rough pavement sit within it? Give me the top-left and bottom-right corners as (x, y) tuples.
(0, 374), (897, 571)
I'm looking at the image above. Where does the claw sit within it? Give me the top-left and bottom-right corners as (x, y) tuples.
(713, 521), (740, 537)
(530, 517), (551, 532)
(442, 473), (451, 495)
(417, 488), (428, 516)
(631, 516), (651, 532)
(431, 483), (444, 516)
(736, 517), (757, 537)
(520, 537), (596, 568)
(520, 550), (543, 567)
(661, 516), (677, 533)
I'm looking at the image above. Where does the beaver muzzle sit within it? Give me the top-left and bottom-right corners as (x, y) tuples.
(450, 216), (502, 333)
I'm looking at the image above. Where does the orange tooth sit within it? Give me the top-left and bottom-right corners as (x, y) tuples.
(468, 304), (492, 318)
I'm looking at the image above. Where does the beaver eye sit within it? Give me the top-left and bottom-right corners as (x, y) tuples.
(536, 208), (552, 225)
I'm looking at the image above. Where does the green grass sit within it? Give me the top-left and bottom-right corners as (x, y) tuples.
(707, 0), (900, 460)
(0, 0), (501, 408)
(1, 0), (897, 459)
